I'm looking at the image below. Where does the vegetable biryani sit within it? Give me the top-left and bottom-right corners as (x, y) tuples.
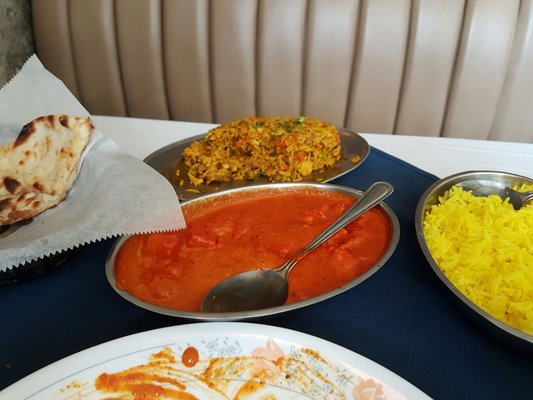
(423, 184), (533, 335)
(181, 116), (341, 185)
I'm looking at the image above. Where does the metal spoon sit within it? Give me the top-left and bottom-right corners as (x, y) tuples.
(457, 180), (533, 210)
(200, 181), (394, 313)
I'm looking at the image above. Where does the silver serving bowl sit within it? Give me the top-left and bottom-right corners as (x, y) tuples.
(105, 182), (400, 321)
(415, 170), (533, 351)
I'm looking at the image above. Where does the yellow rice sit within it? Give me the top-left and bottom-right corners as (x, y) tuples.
(181, 116), (341, 186)
(423, 183), (533, 335)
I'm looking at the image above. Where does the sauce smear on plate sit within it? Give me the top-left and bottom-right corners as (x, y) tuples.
(115, 189), (392, 312)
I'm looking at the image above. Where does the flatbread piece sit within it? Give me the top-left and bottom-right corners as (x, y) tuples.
(0, 115), (94, 226)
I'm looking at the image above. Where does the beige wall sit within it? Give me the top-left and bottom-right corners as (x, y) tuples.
(0, 0), (35, 87)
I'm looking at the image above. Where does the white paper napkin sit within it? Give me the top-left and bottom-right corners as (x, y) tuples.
(0, 55), (186, 270)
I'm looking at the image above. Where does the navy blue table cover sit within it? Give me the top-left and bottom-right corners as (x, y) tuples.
(1, 148), (531, 398)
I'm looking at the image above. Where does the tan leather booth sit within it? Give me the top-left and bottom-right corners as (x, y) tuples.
(32, 0), (533, 142)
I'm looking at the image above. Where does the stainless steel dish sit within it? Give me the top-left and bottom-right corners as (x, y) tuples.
(144, 128), (370, 201)
(105, 182), (400, 321)
(415, 170), (533, 351)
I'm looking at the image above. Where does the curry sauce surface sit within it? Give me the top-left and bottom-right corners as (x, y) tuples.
(115, 189), (392, 311)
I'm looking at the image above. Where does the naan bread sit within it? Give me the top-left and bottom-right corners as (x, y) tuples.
(0, 115), (94, 226)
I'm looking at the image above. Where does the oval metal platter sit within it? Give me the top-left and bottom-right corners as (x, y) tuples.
(105, 182), (400, 321)
(144, 128), (370, 200)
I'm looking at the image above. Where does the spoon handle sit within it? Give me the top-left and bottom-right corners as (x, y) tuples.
(276, 181), (394, 277)
(518, 191), (533, 204)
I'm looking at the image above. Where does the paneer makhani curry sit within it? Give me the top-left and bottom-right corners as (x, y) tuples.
(115, 188), (393, 312)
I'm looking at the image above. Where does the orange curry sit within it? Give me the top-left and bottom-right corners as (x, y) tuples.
(115, 189), (392, 312)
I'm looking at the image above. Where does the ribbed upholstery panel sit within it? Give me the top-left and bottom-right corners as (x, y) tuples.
(68, 0), (127, 116)
(395, 0), (465, 137)
(163, 0), (212, 122)
(211, 0), (257, 123)
(442, 0), (519, 139)
(345, 0), (411, 134)
(490, 0), (533, 142)
(31, 0), (80, 98)
(256, 0), (307, 118)
(303, 0), (359, 127)
(115, 0), (168, 119)
(31, 0), (533, 142)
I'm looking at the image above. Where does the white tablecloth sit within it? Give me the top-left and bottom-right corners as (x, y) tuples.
(92, 116), (533, 179)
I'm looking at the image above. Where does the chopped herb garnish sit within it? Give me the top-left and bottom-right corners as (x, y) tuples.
(294, 116), (306, 128)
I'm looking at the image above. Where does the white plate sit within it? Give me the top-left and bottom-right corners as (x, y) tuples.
(2, 323), (429, 400)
